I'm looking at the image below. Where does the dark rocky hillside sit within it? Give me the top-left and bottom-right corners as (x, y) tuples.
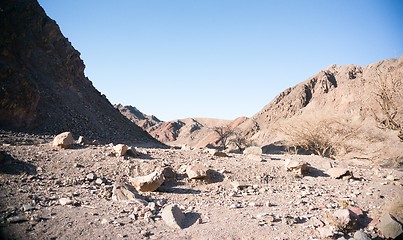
(0, 0), (159, 145)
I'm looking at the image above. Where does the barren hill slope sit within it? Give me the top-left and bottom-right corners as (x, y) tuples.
(0, 0), (159, 145)
(239, 57), (403, 161)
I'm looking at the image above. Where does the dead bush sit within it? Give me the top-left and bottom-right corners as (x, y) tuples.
(212, 126), (234, 150)
(279, 117), (360, 158)
(229, 129), (253, 152)
(371, 70), (402, 131)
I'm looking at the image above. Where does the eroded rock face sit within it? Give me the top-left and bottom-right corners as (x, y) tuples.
(0, 0), (158, 145)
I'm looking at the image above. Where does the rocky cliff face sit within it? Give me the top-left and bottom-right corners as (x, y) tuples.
(0, 0), (159, 144)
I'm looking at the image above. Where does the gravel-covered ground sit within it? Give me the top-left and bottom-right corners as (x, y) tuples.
(0, 131), (402, 240)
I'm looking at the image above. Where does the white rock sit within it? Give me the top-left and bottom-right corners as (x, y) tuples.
(243, 146), (262, 161)
(113, 144), (128, 157)
(59, 197), (73, 206)
(52, 132), (74, 148)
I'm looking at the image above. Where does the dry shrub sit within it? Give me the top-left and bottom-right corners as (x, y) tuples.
(279, 116), (361, 158)
(372, 70), (402, 131)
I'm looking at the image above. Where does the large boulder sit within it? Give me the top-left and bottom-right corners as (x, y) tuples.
(129, 171), (165, 192)
(243, 146), (262, 161)
(52, 132), (74, 148)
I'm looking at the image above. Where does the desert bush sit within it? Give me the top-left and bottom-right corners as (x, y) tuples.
(229, 129), (253, 152)
(372, 70), (402, 131)
(212, 126), (234, 150)
(279, 116), (360, 158)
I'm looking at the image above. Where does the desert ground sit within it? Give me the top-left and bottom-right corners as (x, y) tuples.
(1, 131), (402, 240)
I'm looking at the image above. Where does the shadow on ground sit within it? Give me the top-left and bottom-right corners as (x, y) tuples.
(0, 151), (36, 175)
(183, 212), (201, 228)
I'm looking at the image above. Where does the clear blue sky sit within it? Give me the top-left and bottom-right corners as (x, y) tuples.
(38, 0), (403, 121)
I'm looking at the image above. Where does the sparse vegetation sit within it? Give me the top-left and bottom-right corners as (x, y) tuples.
(372, 70), (402, 131)
(212, 126), (234, 150)
(229, 130), (252, 152)
(279, 116), (360, 158)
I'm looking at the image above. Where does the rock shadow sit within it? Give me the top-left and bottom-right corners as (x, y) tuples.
(307, 166), (329, 178)
(207, 169), (224, 183)
(159, 180), (202, 195)
(0, 151), (36, 175)
(182, 212), (201, 229)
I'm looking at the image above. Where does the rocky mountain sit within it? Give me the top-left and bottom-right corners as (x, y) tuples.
(148, 117), (249, 148)
(114, 104), (161, 130)
(0, 0), (159, 145)
(238, 57), (403, 161)
(115, 103), (249, 149)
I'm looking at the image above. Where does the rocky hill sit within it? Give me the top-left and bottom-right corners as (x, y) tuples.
(115, 104), (249, 149)
(239, 57), (403, 162)
(0, 0), (159, 145)
(114, 104), (161, 130)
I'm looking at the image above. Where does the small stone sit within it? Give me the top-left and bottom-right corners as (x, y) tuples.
(353, 230), (371, 240)
(22, 204), (35, 212)
(52, 132), (74, 148)
(59, 197), (73, 206)
(7, 216), (27, 223)
(161, 204), (185, 229)
(101, 218), (110, 225)
(86, 172), (97, 181)
(77, 136), (91, 145)
(30, 214), (41, 222)
(332, 208), (351, 228)
(95, 178), (104, 185)
(317, 226), (333, 238)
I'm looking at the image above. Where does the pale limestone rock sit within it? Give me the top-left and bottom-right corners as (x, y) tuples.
(52, 132), (74, 148)
(243, 146), (262, 161)
(113, 144), (128, 157)
(129, 171), (165, 192)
